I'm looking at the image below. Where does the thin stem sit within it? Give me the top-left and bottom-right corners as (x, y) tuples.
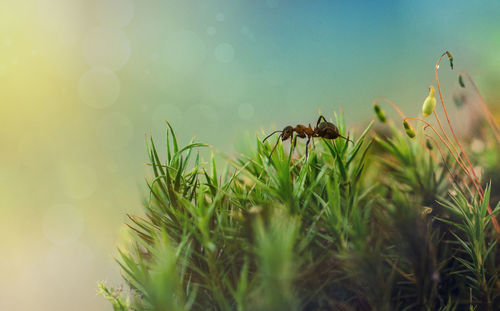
(374, 97), (406, 119)
(434, 53), (500, 236)
(460, 71), (500, 145)
(404, 118), (472, 184)
(435, 52), (484, 197)
(416, 126), (438, 162)
(432, 110), (460, 160)
(409, 116), (500, 235)
(423, 132), (463, 195)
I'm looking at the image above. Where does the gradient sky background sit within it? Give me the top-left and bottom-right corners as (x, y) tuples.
(1, 0), (500, 310)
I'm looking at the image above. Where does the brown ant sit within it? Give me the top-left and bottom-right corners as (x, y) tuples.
(262, 115), (353, 160)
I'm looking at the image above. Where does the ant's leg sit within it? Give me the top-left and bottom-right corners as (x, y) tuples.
(309, 123), (316, 148)
(305, 137), (311, 159)
(292, 134), (298, 156)
(316, 115), (328, 127)
(268, 136), (281, 160)
(339, 134), (354, 144)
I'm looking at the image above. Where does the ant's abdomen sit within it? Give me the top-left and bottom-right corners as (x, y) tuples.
(317, 123), (339, 139)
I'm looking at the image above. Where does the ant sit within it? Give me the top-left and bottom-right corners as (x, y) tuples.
(262, 115), (353, 160)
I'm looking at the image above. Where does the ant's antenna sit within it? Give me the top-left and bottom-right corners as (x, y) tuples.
(262, 130), (282, 143)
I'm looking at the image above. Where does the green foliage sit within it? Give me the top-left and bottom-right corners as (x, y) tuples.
(102, 114), (500, 311)
(375, 124), (450, 206)
(98, 283), (130, 311)
(438, 185), (500, 308)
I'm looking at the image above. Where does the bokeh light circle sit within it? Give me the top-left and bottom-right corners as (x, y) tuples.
(238, 103), (255, 120)
(78, 68), (120, 109)
(163, 30), (206, 74)
(42, 204), (84, 245)
(216, 13), (225, 21)
(96, 112), (134, 149)
(37, 0), (87, 42)
(82, 27), (131, 70)
(96, 0), (135, 28)
(214, 43), (235, 63)
(241, 26), (256, 41)
(207, 26), (217, 36)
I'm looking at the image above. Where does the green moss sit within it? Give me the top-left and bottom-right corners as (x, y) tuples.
(101, 53), (500, 310)
(100, 116), (500, 310)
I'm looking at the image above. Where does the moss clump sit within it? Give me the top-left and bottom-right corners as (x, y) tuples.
(101, 54), (500, 310)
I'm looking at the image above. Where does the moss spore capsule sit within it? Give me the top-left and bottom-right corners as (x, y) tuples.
(403, 120), (416, 139)
(425, 139), (433, 150)
(458, 74), (465, 88)
(422, 85), (437, 117)
(445, 51), (454, 69)
(373, 102), (387, 123)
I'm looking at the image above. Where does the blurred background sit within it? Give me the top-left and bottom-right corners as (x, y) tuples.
(1, 0), (499, 310)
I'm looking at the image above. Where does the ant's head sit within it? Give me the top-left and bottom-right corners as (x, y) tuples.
(262, 125), (294, 143)
(281, 126), (294, 141)
(317, 121), (339, 139)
